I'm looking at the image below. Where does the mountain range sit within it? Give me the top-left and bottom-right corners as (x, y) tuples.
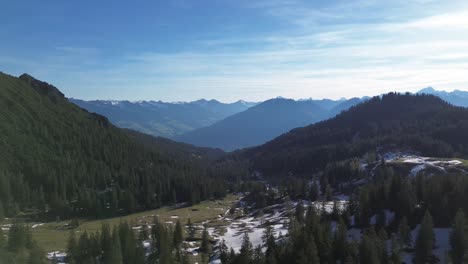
(70, 98), (256, 138)
(71, 88), (468, 152)
(417, 87), (468, 107)
(175, 97), (364, 151)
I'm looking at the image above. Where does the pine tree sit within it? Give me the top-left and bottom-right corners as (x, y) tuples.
(415, 211), (435, 264)
(0, 200), (4, 221)
(173, 220), (184, 249)
(158, 224), (174, 264)
(200, 226), (211, 254)
(107, 227), (123, 264)
(389, 236), (401, 264)
(398, 216), (412, 248)
(359, 229), (380, 264)
(238, 232), (253, 264)
(450, 209), (466, 264)
(0, 227), (5, 248)
(7, 223), (32, 252)
(100, 224), (113, 264)
(295, 202), (305, 223)
(66, 231), (78, 263)
(334, 219), (349, 262)
(306, 236), (320, 264)
(187, 218), (195, 239)
(219, 240), (230, 264)
(28, 243), (46, 264)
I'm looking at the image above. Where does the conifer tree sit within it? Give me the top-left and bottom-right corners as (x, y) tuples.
(107, 227), (123, 264)
(200, 226), (211, 255)
(187, 218), (195, 239)
(450, 209), (466, 264)
(66, 231), (78, 263)
(333, 219), (349, 262)
(0, 201), (4, 221)
(359, 229), (380, 264)
(173, 220), (184, 249)
(0, 227), (5, 248)
(238, 232), (253, 264)
(398, 216), (412, 248)
(389, 236), (401, 264)
(295, 202), (305, 223)
(100, 224), (113, 264)
(28, 243), (46, 264)
(415, 211), (435, 264)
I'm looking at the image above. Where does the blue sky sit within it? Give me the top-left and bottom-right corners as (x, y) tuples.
(1, 0), (468, 102)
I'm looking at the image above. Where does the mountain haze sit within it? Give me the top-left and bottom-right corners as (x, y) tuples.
(177, 97), (364, 151)
(71, 98), (256, 138)
(418, 87), (468, 107)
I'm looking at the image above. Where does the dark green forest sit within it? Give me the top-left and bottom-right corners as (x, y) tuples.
(0, 72), (228, 221)
(245, 93), (468, 176)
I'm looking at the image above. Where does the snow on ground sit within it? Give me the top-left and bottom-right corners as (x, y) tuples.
(385, 152), (464, 177)
(1, 224), (11, 231)
(47, 251), (67, 264)
(31, 223), (44, 229)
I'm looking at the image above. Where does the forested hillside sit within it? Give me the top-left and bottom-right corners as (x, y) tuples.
(244, 93), (468, 176)
(0, 72), (227, 221)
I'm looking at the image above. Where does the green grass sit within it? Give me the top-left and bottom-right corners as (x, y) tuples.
(27, 194), (240, 252)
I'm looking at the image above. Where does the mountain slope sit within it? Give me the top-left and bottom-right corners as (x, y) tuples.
(177, 97), (363, 151)
(243, 93), (468, 176)
(0, 72), (226, 219)
(71, 98), (256, 138)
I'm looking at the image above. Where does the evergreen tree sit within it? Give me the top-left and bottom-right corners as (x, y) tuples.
(295, 202), (305, 223)
(0, 227), (5, 248)
(7, 223), (32, 252)
(333, 219), (349, 262)
(238, 232), (253, 264)
(28, 243), (46, 264)
(187, 218), (196, 239)
(0, 201), (4, 221)
(200, 226), (211, 255)
(107, 227), (123, 264)
(359, 229), (380, 264)
(66, 231), (78, 263)
(100, 224), (113, 264)
(389, 236), (401, 264)
(173, 220), (184, 249)
(415, 211), (435, 264)
(450, 209), (466, 264)
(398, 216), (412, 248)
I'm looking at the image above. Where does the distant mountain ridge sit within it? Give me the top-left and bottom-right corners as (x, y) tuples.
(72, 87), (468, 152)
(70, 98), (256, 138)
(176, 97), (365, 151)
(417, 87), (468, 107)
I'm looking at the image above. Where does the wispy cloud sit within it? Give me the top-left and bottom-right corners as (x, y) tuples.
(3, 0), (468, 102)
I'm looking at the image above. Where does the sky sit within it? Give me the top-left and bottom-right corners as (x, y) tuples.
(1, 0), (468, 102)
